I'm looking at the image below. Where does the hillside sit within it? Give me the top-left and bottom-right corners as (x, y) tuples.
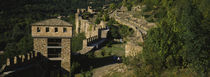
(0, 0), (209, 77)
(121, 0), (210, 77)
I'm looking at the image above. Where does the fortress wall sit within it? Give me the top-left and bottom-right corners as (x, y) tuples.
(6, 51), (39, 66)
(32, 26), (72, 38)
(33, 38), (47, 57)
(76, 17), (101, 38)
(125, 42), (142, 57)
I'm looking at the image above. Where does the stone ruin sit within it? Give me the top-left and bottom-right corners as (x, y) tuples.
(75, 7), (107, 39)
(111, 5), (156, 57)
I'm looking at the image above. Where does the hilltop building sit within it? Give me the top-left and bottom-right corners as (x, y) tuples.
(31, 18), (72, 73)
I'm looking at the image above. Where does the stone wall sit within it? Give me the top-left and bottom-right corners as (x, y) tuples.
(110, 6), (156, 35)
(0, 51), (40, 73)
(100, 29), (109, 39)
(83, 39), (87, 49)
(5, 52), (39, 66)
(77, 17), (99, 38)
(33, 38), (71, 73)
(61, 38), (71, 72)
(75, 13), (80, 34)
(75, 9), (105, 39)
(125, 42), (142, 57)
(33, 38), (47, 57)
(110, 6), (157, 57)
(32, 26), (72, 38)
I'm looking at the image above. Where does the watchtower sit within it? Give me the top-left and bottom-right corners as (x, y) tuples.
(31, 18), (72, 72)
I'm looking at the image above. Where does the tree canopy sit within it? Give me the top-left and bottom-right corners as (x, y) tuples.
(124, 0), (210, 76)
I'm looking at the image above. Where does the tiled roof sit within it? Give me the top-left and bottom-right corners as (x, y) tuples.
(31, 18), (72, 26)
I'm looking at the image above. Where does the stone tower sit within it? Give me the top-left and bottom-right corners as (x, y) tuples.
(31, 18), (72, 73)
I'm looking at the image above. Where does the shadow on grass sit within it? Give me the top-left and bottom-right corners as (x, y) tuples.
(72, 54), (121, 74)
(72, 40), (123, 74)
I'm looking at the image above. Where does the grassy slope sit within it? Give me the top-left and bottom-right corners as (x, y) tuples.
(94, 43), (125, 58)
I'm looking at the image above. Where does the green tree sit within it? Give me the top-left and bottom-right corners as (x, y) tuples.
(109, 3), (116, 10)
(71, 33), (86, 53)
(95, 17), (101, 24)
(102, 13), (109, 21)
(119, 25), (133, 39)
(16, 35), (33, 54)
(127, 0), (209, 76)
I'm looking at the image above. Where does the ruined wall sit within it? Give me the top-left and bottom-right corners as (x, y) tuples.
(5, 52), (39, 66)
(33, 38), (47, 57)
(61, 38), (71, 72)
(99, 21), (107, 29)
(100, 29), (109, 39)
(75, 12), (100, 38)
(0, 51), (40, 75)
(83, 39), (87, 49)
(125, 42), (142, 57)
(75, 13), (80, 34)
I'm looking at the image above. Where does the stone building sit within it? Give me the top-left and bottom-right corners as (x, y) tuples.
(31, 18), (72, 73)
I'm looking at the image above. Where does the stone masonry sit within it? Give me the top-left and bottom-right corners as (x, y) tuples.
(75, 8), (106, 39)
(33, 38), (47, 57)
(125, 42), (142, 57)
(61, 39), (71, 72)
(32, 18), (72, 73)
(110, 6), (156, 57)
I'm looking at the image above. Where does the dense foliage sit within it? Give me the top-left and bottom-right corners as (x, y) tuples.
(107, 18), (134, 40)
(0, 0), (79, 57)
(71, 33), (86, 53)
(124, 0), (209, 76)
(0, 0), (112, 57)
(122, 0), (142, 10)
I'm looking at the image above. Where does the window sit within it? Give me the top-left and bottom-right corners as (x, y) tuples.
(46, 27), (49, 32)
(48, 38), (61, 46)
(37, 27), (40, 32)
(55, 27), (58, 32)
(63, 28), (67, 32)
(48, 48), (61, 58)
